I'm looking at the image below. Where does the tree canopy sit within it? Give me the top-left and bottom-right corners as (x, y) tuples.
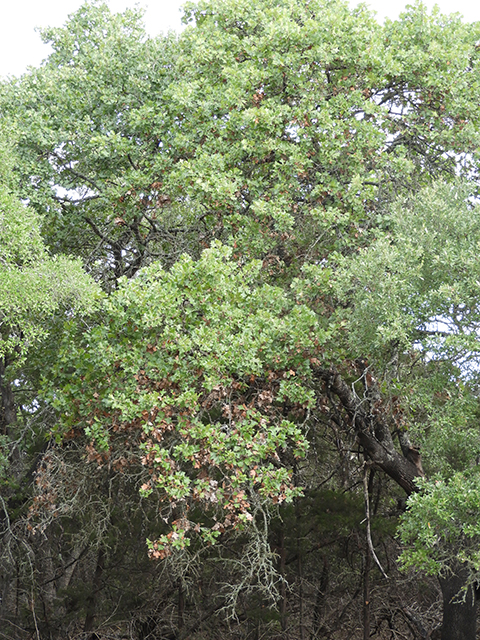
(2, 1), (480, 639)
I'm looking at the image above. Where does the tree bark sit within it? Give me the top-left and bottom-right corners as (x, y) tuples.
(316, 367), (421, 493)
(439, 566), (476, 640)
(314, 366), (477, 640)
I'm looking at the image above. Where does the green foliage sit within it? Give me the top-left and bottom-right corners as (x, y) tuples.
(399, 368), (480, 478)
(0, 127), (101, 360)
(399, 473), (480, 582)
(334, 181), (480, 364)
(0, 1), (182, 280)
(334, 181), (480, 583)
(3, 0), (480, 282)
(4, 0), (480, 632)
(46, 243), (323, 557)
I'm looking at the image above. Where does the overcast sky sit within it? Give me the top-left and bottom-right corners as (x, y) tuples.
(1, 0), (479, 79)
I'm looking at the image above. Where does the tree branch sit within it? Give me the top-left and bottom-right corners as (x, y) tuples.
(314, 366), (422, 495)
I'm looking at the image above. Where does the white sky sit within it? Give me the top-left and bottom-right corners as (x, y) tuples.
(0, 0), (479, 79)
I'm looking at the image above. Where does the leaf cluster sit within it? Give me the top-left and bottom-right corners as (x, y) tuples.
(45, 243), (326, 557)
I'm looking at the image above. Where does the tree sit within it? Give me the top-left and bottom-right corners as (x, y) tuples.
(332, 180), (480, 639)
(3, 0), (480, 276)
(0, 123), (99, 448)
(0, 125), (100, 637)
(45, 243), (314, 557)
(2, 0), (480, 638)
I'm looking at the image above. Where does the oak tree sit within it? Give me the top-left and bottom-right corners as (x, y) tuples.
(2, 1), (480, 638)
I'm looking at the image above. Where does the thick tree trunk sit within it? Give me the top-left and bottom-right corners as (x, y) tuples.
(315, 366), (477, 640)
(439, 566), (476, 640)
